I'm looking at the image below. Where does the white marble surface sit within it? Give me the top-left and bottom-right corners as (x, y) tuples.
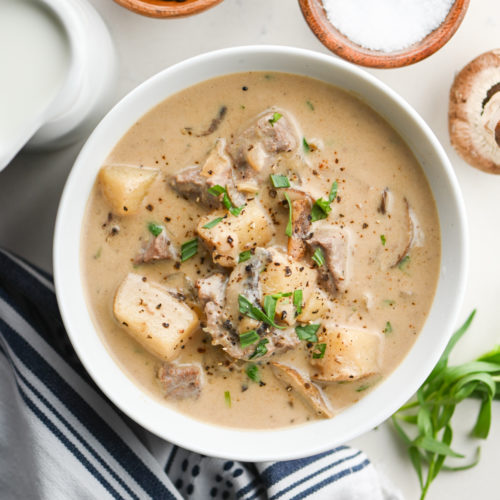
(1, 0), (500, 498)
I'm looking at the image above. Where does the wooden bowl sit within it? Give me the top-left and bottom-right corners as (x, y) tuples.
(299, 0), (470, 68)
(113, 0), (224, 18)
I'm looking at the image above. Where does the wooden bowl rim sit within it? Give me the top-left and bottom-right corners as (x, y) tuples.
(298, 0), (470, 68)
(113, 0), (224, 18)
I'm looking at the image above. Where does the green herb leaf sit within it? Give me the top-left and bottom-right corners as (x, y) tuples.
(238, 294), (285, 329)
(207, 184), (245, 217)
(384, 321), (393, 334)
(249, 338), (269, 359)
(356, 384), (370, 392)
(293, 290), (303, 316)
(238, 250), (252, 263)
(312, 247), (326, 267)
(202, 217), (224, 229)
(270, 174), (291, 188)
(180, 238), (198, 262)
(246, 363), (260, 383)
(263, 295), (278, 323)
(240, 330), (259, 348)
(413, 435), (464, 458)
(284, 192), (293, 237)
(398, 255), (411, 271)
(268, 112), (282, 126)
(380, 234), (386, 246)
(148, 222), (163, 237)
(224, 390), (231, 407)
(306, 100), (314, 110)
(311, 181), (338, 222)
(302, 137), (310, 153)
(312, 343), (326, 359)
(295, 323), (320, 342)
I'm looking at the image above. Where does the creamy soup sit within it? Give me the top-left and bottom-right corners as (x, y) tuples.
(81, 72), (440, 429)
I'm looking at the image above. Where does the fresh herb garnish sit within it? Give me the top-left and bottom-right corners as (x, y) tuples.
(263, 292), (292, 322)
(249, 338), (269, 359)
(384, 321), (393, 334)
(391, 310), (500, 499)
(238, 294), (285, 329)
(293, 290), (303, 316)
(246, 363), (260, 383)
(398, 255), (411, 271)
(202, 216), (224, 229)
(207, 184), (245, 217)
(312, 247), (326, 267)
(380, 234), (386, 246)
(270, 174), (291, 188)
(306, 100), (315, 110)
(180, 238), (198, 262)
(356, 384), (370, 392)
(148, 222), (163, 237)
(284, 192), (293, 237)
(224, 390), (231, 407)
(311, 181), (338, 222)
(383, 299), (395, 307)
(302, 137), (311, 153)
(268, 112), (282, 126)
(240, 330), (259, 348)
(238, 250), (252, 263)
(295, 323), (320, 342)
(312, 343), (327, 359)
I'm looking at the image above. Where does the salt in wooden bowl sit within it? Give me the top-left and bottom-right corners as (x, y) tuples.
(299, 0), (470, 68)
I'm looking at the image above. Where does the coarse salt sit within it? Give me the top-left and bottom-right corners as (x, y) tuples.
(322, 0), (455, 53)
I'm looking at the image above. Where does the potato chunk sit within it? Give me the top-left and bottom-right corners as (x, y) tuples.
(311, 324), (383, 382)
(197, 199), (273, 267)
(98, 164), (158, 215)
(271, 362), (333, 418)
(259, 248), (317, 324)
(113, 273), (198, 361)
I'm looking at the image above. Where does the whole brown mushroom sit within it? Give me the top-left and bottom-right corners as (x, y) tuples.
(449, 49), (500, 174)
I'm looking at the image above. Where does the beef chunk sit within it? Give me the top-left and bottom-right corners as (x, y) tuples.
(157, 363), (202, 399)
(134, 230), (177, 265)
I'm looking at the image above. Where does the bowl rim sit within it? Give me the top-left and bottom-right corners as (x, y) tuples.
(113, 0), (224, 18)
(298, 0), (470, 68)
(54, 45), (468, 461)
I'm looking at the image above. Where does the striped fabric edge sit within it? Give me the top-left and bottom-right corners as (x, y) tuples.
(0, 259), (181, 499)
(0, 336), (146, 500)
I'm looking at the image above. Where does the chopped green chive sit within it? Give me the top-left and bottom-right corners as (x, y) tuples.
(302, 137), (311, 153)
(268, 112), (282, 126)
(246, 363), (260, 383)
(356, 384), (370, 392)
(383, 299), (395, 307)
(312, 343), (327, 359)
(380, 234), (386, 246)
(238, 294), (285, 329)
(249, 338), (269, 359)
(202, 216), (224, 229)
(224, 390), (231, 407)
(398, 255), (411, 271)
(284, 192), (293, 237)
(384, 321), (393, 334)
(238, 250), (252, 263)
(93, 247), (102, 260)
(312, 247), (326, 267)
(311, 181), (338, 222)
(295, 323), (320, 342)
(180, 238), (198, 262)
(293, 290), (303, 316)
(240, 330), (259, 348)
(306, 100), (315, 110)
(207, 184), (245, 217)
(270, 174), (291, 188)
(148, 222), (163, 237)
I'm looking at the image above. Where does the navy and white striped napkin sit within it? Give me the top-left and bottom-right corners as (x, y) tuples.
(0, 249), (400, 500)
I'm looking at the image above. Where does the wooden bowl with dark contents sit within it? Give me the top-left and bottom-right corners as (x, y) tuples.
(299, 0), (469, 68)
(114, 0), (224, 18)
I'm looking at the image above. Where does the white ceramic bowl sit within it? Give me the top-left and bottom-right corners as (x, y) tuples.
(54, 45), (467, 461)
